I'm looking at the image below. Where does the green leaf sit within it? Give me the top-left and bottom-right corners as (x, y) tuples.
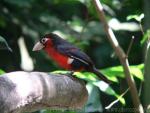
(0, 69), (5, 75)
(52, 70), (125, 105)
(52, 64), (143, 105)
(101, 64), (144, 81)
(52, 70), (97, 81)
(0, 36), (12, 52)
(101, 66), (124, 82)
(130, 66), (144, 81)
(105, 88), (129, 109)
(53, 63), (144, 82)
(141, 29), (150, 44)
(127, 13), (144, 22)
(93, 81), (125, 105)
(83, 83), (103, 112)
(77, 72), (125, 105)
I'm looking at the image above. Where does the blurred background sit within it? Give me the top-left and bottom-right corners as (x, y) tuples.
(0, 0), (149, 113)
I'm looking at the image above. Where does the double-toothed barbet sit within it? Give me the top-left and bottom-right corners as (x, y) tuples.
(33, 33), (111, 83)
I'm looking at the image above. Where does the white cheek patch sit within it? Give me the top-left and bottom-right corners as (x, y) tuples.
(67, 58), (74, 64)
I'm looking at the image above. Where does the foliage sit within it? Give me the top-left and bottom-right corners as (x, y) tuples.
(0, 69), (5, 75)
(102, 64), (144, 82)
(53, 63), (144, 108)
(127, 13), (144, 22)
(0, 0), (146, 113)
(53, 70), (125, 105)
(141, 29), (150, 44)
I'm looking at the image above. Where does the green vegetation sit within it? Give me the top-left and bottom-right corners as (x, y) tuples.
(0, 0), (149, 113)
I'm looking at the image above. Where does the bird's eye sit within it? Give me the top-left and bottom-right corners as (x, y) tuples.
(40, 38), (47, 44)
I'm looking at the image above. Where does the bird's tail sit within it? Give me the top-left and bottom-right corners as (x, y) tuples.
(92, 68), (111, 84)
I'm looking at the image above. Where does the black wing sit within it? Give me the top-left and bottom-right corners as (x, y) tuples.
(56, 43), (94, 66)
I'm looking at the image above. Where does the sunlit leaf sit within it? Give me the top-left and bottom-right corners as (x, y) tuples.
(101, 66), (124, 79)
(127, 13), (144, 22)
(137, 63), (144, 69)
(130, 64), (144, 80)
(141, 29), (150, 44)
(76, 72), (125, 105)
(105, 88), (129, 109)
(93, 81), (125, 105)
(0, 69), (5, 75)
(84, 83), (103, 112)
(52, 70), (125, 105)
(101, 64), (144, 81)
(52, 70), (97, 81)
(130, 66), (144, 81)
(51, 62), (144, 106)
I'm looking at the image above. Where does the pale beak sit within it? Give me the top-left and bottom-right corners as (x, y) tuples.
(32, 42), (45, 51)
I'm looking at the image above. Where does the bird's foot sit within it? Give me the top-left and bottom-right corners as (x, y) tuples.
(55, 71), (75, 76)
(55, 71), (77, 80)
(66, 71), (75, 76)
(66, 71), (79, 81)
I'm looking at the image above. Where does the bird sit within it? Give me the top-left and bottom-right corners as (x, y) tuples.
(32, 33), (111, 83)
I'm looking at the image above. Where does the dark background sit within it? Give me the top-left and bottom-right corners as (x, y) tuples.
(0, 0), (149, 113)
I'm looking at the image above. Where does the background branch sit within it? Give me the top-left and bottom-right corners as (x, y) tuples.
(93, 0), (144, 113)
(0, 71), (88, 113)
(126, 36), (135, 57)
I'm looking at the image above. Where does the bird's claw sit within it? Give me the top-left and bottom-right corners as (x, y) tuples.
(66, 71), (75, 76)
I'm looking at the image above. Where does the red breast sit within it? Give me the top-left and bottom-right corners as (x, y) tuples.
(44, 41), (72, 70)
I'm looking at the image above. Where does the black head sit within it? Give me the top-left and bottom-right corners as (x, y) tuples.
(33, 33), (64, 51)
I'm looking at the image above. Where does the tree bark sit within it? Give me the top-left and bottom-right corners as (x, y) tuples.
(0, 71), (88, 113)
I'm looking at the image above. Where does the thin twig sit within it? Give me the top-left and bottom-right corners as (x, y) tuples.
(139, 22), (144, 35)
(126, 36), (135, 58)
(138, 82), (143, 97)
(105, 87), (130, 109)
(93, 1), (144, 113)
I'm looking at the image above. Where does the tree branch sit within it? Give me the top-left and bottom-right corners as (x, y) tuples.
(93, 0), (144, 113)
(0, 71), (88, 113)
